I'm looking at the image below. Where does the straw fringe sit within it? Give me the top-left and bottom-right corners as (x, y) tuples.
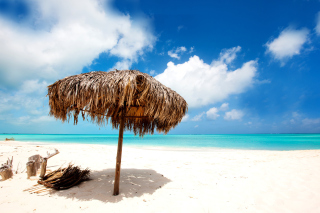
(47, 70), (188, 136)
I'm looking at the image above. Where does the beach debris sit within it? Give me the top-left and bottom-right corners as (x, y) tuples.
(26, 160), (37, 179)
(5, 137), (14, 141)
(38, 164), (90, 190)
(40, 149), (59, 178)
(26, 149), (59, 179)
(26, 154), (43, 179)
(0, 156), (13, 180)
(23, 184), (50, 194)
(29, 154), (43, 170)
(15, 161), (20, 174)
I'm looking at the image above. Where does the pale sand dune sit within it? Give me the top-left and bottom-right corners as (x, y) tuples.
(1, 141), (320, 213)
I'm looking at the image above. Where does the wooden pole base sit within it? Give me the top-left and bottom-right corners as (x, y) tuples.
(113, 114), (125, 196)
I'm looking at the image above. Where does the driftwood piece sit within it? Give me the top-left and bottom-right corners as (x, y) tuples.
(26, 160), (36, 179)
(0, 157), (13, 180)
(5, 137), (14, 141)
(40, 149), (59, 179)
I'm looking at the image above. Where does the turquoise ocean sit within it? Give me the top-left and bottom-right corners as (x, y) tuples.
(1, 134), (320, 150)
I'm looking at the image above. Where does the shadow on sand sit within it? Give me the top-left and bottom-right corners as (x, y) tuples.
(51, 168), (171, 203)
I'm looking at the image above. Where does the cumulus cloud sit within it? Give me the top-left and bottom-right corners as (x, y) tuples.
(266, 27), (309, 62)
(181, 114), (189, 122)
(191, 112), (205, 121)
(224, 109), (244, 120)
(206, 107), (220, 120)
(0, 0), (156, 88)
(219, 103), (229, 111)
(316, 12), (320, 35)
(156, 47), (257, 108)
(168, 46), (187, 59)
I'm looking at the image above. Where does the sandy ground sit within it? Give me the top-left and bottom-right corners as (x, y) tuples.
(1, 141), (320, 213)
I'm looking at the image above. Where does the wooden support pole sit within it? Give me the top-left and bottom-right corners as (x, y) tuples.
(113, 107), (125, 196)
(39, 149), (59, 179)
(39, 158), (48, 179)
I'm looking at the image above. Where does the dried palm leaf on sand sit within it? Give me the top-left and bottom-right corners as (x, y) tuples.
(38, 164), (90, 190)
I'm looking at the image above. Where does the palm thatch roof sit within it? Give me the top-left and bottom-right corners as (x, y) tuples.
(47, 70), (188, 136)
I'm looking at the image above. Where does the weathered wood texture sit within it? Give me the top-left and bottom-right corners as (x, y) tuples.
(40, 158), (48, 178)
(40, 149), (59, 179)
(0, 157), (13, 180)
(28, 155), (42, 171)
(113, 114), (125, 196)
(26, 160), (36, 179)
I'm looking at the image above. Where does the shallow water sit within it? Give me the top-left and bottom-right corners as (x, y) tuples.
(1, 134), (320, 150)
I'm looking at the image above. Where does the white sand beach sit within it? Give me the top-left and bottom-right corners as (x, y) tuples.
(1, 141), (320, 213)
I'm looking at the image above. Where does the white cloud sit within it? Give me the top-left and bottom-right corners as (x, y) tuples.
(189, 47), (194, 53)
(181, 114), (189, 122)
(316, 12), (320, 35)
(168, 46), (187, 59)
(156, 47), (257, 108)
(0, 78), (51, 126)
(178, 25), (184, 31)
(266, 27), (309, 62)
(113, 60), (133, 70)
(0, 0), (156, 88)
(194, 125), (199, 128)
(15, 116), (31, 125)
(206, 107), (220, 120)
(31, 116), (55, 123)
(20, 80), (48, 94)
(191, 112), (205, 121)
(214, 46), (241, 65)
(219, 103), (229, 111)
(292, 112), (301, 118)
(224, 109), (244, 120)
(0, 87), (47, 115)
(302, 118), (320, 126)
(149, 70), (156, 75)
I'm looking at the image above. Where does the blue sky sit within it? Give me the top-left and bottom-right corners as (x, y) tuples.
(1, 0), (320, 134)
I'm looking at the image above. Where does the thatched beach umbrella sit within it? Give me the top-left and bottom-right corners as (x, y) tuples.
(47, 70), (187, 195)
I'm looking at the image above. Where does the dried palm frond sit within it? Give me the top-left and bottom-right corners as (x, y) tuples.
(38, 165), (90, 190)
(47, 70), (188, 136)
